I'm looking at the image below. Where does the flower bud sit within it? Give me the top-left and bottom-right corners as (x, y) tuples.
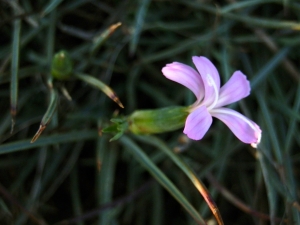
(51, 50), (73, 80)
(128, 106), (189, 134)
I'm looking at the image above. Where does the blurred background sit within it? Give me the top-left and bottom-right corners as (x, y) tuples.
(0, 0), (300, 224)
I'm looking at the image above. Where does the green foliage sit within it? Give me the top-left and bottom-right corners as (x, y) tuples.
(102, 117), (128, 141)
(0, 0), (300, 225)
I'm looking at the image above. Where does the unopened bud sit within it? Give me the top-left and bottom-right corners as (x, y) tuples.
(51, 50), (73, 80)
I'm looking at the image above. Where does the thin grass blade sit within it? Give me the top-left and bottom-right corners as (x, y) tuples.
(31, 89), (59, 143)
(70, 167), (84, 225)
(41, 0), (64, 17)
(182, 2), (300, 30)
(256, 149), (277, 225)
(151, 183), (163, 225)
(46, 11), (57, 88)
(74, 73), (124, 108)
(256, 91), (282, 164)
(119, 136), (207, 225)
(141, 22), (232, 64)
(91, 22), (122, 55)
(284, 84), (300, 153)
(96, 139), (118, 225)
(133, 135), (224, 225)
(251, 47), (290, 90)
(129, 0), (151, 55)
(10, 15), (21, 133)
(41, 142), (83, 202)
(0, 130), (98, 155)
(4, 0), (37, 27)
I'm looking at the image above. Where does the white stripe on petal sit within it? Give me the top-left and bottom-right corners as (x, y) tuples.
(206, 74), (219, 110)
(192, 56), (220, 108)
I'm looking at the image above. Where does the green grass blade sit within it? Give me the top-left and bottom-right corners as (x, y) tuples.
(269, 98), (300, 122)
(141, 22), (232, 64)
(129, 0), (151, 55)
(15, 147), (47, 225)
(151, 183), (163, 225)
(4, 0), (38, 27)
(133, 135), (224, 225)
(0, 130), (98, 155)
(74, 73), (124, 108)
(46, 11), (57, 88)
(256, 149), (277, 225)
(10, 16), (21, 132)
(96, 138), (118, 225)
(119, 136), (207, 225)
(70, 167), (84, 225)
(0, 198), (12, 217)
(221, 0), (277, 13)
(40, 146), (70, 196)
(284, 84), (300, 153)
(182, 2), (300, 29)
(283, 154), (300, 219)
(9, 156), (37, 192)
(41, 0), (64, 17)
(256, 91), (282, 164)
(42, 142), (82, 202)
(31, 89), (59, 143)
(91, 22), (122, 56)
(251, 47), (290, 90)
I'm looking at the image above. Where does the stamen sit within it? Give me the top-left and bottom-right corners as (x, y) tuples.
(206, 74), (219, 110)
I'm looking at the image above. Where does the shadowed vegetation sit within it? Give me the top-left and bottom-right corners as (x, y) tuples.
(0, 0), (300, 224)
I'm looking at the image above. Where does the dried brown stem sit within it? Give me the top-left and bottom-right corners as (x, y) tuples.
(31, 124), (46, 143)
(206, 172), (288, 223)
(254, 29), (300, 82)
(0, 183), (46, 225)
(54, 180), (154, 225)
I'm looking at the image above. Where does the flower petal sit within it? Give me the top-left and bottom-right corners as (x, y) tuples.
(192, 56), (220, 108)
(162, 62), (204, 100)
(210, 108), (261, 147)
(183, 106), (212, 140)
(215, 71), (250, 108)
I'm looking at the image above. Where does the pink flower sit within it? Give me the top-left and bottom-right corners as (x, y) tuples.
(162, 56), (261, 148)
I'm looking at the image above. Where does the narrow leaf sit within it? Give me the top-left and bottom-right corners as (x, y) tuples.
(74, 73), (124, 108)
(119, 136), (207, 225)
(251, 47), (290, 90)
(134, 135), (224, 225)
(0, 130), (98, 155)
(31, 89), (59, 143)
(91, 22), (122, 55)
(130, 0), (151, 55)
(41, 0), (64, 17)
(182, 2), (300, 30)
(10, 16), (21, 132)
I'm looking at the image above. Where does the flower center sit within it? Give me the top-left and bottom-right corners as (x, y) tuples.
(189, 73), (219, 113)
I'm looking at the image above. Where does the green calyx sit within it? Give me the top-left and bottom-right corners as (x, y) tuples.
(103, 106), (189, 141)
(51, 50), (73, 80)
(128, 106), (189, 135)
